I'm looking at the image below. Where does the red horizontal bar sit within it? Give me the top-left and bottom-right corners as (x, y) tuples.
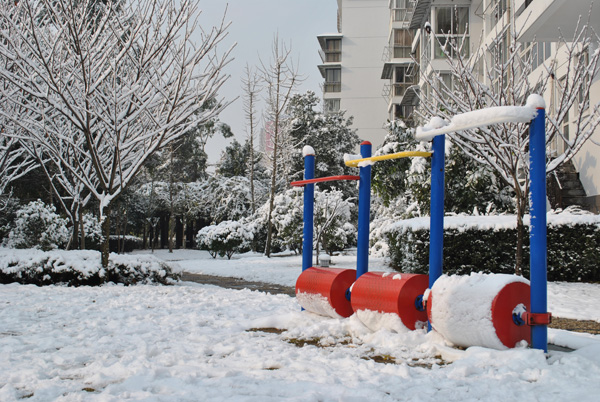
(290, 175), (360, 187)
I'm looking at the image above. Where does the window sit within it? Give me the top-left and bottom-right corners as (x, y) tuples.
(324, 99), (341, 114)
(578, 49), (590, 112)
(491, 0), (507, 26)
(394, 104), (414, 120)
(523, 42), (552, 71)
(325, 39), (341, 62)
(324, 68), (341, 92)
(393, 66), (414, 96)
(394, 29), (412, 58)
(562, 113), (570, 146)
(434, 7), (469, 59)
(392, 0), (410, 22)
(440, 73), (454, 92)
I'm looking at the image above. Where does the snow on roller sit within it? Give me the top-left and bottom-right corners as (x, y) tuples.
(295, 267), (355, 318)
(351, 272), (428, 332)
(427, 273), (531, 350)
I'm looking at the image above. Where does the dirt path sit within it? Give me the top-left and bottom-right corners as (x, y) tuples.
(181, 272), (600, 335)
(181, 272), (295, 297)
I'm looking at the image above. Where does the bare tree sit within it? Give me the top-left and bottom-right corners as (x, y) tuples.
(0, 0), (233, 266)
(0, 135), (37, 209)
(259, 35), (302, 257)
(417, 19), (600, 274)
(242, 64), (262, 214)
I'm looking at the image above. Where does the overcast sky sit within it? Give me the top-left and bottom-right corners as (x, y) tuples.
(196, 0), (339, 167)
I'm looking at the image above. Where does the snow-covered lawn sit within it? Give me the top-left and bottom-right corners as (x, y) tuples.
(1, 249), (600, 401)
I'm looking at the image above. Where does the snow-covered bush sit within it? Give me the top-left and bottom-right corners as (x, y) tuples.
(0, 249), (180, 286)
(384, 211), (600, 282)
(196, 220), (254, 259)
(4, 200), (69, 251)
(314, 188), (355, 255)
(271, 188), (304, 253)
(81, 213), (104, 250)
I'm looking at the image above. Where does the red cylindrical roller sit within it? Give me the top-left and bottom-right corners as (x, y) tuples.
(351, 272), (428, 331)
(491, 281), (531, 348)
(427, 273), (531, 350)
(295, 267), (355, 318)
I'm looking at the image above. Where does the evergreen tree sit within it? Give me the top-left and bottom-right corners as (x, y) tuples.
(372, 120), (513, 217)
(286, 91), (359, 196)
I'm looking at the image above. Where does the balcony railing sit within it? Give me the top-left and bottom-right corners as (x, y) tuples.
(382, 45), (412, 61)
(382, 83), (414, 101)
(322, 82), (341, 93)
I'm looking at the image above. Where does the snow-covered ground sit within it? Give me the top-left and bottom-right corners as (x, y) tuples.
(1, 249), (600, 401)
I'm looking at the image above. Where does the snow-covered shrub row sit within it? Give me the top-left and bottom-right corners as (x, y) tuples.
(3, 200), (69, 251)
(382, 210), (600, 282)
(196, 220), (254, 259)
(0, 249), (180, 286)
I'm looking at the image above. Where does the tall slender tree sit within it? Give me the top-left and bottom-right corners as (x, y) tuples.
(259, 35), (301, 257)
(242, 64), (262, 214)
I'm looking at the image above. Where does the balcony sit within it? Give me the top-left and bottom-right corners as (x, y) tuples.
(319, 49), (342, 63)
(382, 81), (417, 104)
(516, 0), (600, 42)
(322, 82), (341, 93)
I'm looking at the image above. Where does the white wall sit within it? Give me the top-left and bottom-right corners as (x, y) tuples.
(339, 0), (390, 147)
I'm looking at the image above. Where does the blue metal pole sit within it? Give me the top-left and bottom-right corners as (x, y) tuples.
(302, 151), (315, 272)
(529, 107), (548, 352)
(429, 135), (445, 289)
(428, 135), (445, 331)
(356, 141), (372, 279)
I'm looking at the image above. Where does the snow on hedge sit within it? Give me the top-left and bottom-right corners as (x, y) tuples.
(379, 209), (600, 235)
(0, 249), (181, 286)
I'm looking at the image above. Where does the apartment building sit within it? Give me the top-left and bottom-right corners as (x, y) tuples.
(401, 0), (600, 210)
(317, 0), (390, 147)
(318, 0), (599, 210)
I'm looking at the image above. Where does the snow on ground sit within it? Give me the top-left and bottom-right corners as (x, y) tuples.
(2, 282), (600, 402)
(1, 249), (600, 401)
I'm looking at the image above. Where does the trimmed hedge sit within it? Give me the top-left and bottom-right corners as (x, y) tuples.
(384, 213), (600, 282)
(109, 235), (143, 253)
(0, 249), (180, 286)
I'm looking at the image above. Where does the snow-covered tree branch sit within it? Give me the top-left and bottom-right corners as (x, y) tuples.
(0, 0), (233, 266)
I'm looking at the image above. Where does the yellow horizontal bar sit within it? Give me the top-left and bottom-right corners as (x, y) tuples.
(344, 151), (432, 168)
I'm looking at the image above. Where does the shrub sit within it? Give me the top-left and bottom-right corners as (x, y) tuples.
(0, 249), (181, 286)
(81, 213), (104, 250)
(196, 220), (254, 259)
(382, 211), (600, 282)
(4, 200), (69, 251)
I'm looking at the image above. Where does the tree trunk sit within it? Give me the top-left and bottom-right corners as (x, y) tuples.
(514, 194), (526, 277)
(101, 207), (111, 268)
(69, 209), (79, 251)
(120, 210), (128, 254)
(143, 221), (148, 249)
(168, 214), (175, 253)
(264, 136), (278, 257)
(79, 208), (85, 250)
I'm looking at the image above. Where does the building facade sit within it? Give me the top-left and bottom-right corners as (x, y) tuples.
(319, 0), (600, 211)
(318, 0), (390, 147)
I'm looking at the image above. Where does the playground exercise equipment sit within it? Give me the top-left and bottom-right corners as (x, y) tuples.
(291, 94), (552, 352)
